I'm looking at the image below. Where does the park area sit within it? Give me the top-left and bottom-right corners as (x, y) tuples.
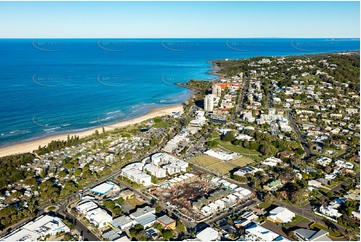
(189, 154), (254, 175)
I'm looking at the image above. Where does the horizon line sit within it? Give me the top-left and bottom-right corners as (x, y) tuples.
(0, 37), (360, 39)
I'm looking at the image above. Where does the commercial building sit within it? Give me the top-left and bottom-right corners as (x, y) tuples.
(1, 215), (70, 241)
(134, 214), (157, 228)
(156, 215), (176, 230)
(86, 208), (113, 228)
(244, 223), (289, 241)
(76, 200), (98, 214)
(102, 231), (130, 241)
(205, 149), (239, 161)
(90, 182), (120, 196)
(109, 216), (136, 231)
(118, 189), (135, 200)
(129, 206), (156, 220)
(196, 227), (220, 241)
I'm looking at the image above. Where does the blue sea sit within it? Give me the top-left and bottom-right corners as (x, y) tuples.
(0, 38), (359, 147)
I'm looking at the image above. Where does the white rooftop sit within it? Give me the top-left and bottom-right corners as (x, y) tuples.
(196, 227), (219, 241)
(90, 182), (115, 195)
(1, 215), (70, 241)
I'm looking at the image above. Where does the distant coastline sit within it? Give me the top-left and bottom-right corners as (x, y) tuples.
(0, 104), (183, 157)
(0, 41), (359, 157)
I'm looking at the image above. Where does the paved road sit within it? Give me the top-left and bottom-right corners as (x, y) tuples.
(111, 178), (151, 203)
(286, 109), (313, 158)
(232, 77), (249, 122)
(274, 200), (347, 235)
(64, 211), (100, 241)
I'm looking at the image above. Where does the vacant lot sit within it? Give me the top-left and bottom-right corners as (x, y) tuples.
(190, 154), (254, 175)
(206, 162), (236, 175)
(227, 157), (254, 167)
(126, 198), (144, 207)
(190, 155), (221, 167)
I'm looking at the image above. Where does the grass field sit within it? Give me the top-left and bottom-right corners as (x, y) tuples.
(207, 162), (236, 175)
(152, 121), (170, 129)
(190, 155), (221, 167)
(258, 202), (272, 209)
(189, 154), (254, 175)
(215, 139), (263, 162)
(227, 157), (254, 167)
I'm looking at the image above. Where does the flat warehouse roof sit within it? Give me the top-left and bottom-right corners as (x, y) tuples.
(90, 182), (115, 195)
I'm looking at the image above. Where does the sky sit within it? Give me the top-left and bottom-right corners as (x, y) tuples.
(0, 1), (359, 38)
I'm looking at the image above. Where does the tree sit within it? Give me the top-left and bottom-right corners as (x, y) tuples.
(74, 168), (82, 176)
(324, 166), (332, 174)
(290, 188), (308, 206)
(112, 206), (122, 216)
(259, 144), (277, 157)
(340, 200), (358, 216)
(176, 221), (186, 232)
(39, 179), (54, 192)
(155, 205), (162, 214)
(264, 193), (274, 203)
(154, 117), (162, 123)
(162, 229), (175, 240)
(103, 200), (116, 210)
(232, 175), (248, 184)
(221, 131), (235, 142)
(129, 228), (137, 238)
(24, 177), (38, 187)
(58, 170), (67, 178)
(153, 222), (163, 231)
(64, 180), (77, 191)
(206, 140), (218, 148)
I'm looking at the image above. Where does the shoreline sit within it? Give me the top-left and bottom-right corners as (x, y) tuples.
(1, 50), (358, 158)
(0, 104), (183, 158)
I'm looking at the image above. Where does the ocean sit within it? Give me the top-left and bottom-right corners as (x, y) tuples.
(0, 38), (359, 147)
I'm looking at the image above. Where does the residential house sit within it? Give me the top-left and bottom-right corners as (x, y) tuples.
(264, 180), (283, 192)
(294, 228), (331, 241)
(267, 207), (295, 224)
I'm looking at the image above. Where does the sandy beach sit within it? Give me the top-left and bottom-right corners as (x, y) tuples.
(0, 104), (183, 158)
